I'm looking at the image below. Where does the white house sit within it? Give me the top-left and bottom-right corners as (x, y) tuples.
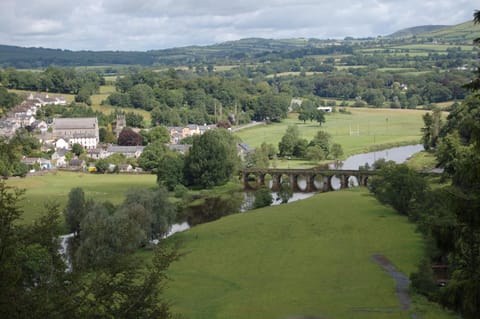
(55, 138), (70, 150)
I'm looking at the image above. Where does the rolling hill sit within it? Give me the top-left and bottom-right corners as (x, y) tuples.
(387, 25), (449, 38)
(416, 20), (480, 43)
(0, 20), (477, 68)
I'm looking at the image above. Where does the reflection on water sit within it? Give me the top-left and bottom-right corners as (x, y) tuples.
(164, 222), (190, 238)
(271, 192), (316, 205)
(334, 144), (424, 170)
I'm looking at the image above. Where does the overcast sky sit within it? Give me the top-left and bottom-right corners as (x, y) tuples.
(0, 0), (477, 51)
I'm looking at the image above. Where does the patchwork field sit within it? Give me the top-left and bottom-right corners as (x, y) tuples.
(164, 188), (455, 319)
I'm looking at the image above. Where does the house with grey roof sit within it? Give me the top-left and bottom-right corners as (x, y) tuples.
(106, 145), (145, 158)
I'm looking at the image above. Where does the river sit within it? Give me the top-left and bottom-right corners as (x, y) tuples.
(274, 144), (425, 204)
(334, 144), (424, 170)
(59, 144), (424, 258)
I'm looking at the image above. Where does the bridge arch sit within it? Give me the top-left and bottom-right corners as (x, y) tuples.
(241, 168), (374, 193)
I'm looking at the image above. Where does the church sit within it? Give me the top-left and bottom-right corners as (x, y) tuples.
(52, 117), (99, 149)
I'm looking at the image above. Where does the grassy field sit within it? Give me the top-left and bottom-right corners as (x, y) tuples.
(164, 188), (456, 319)
(235, 108), (425, 157)
(6, 171), (156, 224)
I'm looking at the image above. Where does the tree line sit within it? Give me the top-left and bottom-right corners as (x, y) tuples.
(105, 68), (292, 126)
(369, 83), (480, 319)
(0, 66), (104, 105)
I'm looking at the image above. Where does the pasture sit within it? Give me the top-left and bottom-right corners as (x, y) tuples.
(6, 171), (156, 224)
(234, 107), (426, 157)
(164, 188), (455, 319)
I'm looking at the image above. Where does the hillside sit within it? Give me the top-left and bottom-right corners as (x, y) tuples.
(0, 20), (477, 68)
(416, 20), (480, 43)
(0, 38), (339, 68)
(164, 189), (455, 319)
(387, 25), (449, 38)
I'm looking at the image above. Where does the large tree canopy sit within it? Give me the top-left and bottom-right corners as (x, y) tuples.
(183, 129), (239, 188)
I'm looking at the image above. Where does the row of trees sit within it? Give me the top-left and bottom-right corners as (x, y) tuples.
(64, 186), (176, 266)
(0, 66), (105, 105)
(105, 69), (292, 126)
(370, 94), (480, 318)
(277, 126), (343, 161)
(288, 69), (471, 108)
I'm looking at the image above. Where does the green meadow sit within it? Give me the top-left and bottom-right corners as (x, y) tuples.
(164, 188), (455, 319)
(6, 171), (156, 224)
(235, 107), (425, 157)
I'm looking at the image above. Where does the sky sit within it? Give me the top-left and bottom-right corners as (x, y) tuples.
(0, 0), (477, 51)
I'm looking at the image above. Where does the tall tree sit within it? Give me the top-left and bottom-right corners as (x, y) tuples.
(309, 130), (331, 157)
(156, 153), (185, 191)
(64, 187), (90, 237)
(421, 108), (442, 150)
(183, 129), (239, 188)
(278, 125), (301, 157)
(75, 201), (145, 271)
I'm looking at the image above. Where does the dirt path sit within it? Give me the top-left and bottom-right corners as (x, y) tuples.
(371, 254), (419, 319)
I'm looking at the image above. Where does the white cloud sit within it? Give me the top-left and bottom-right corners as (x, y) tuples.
(0, 0), (477, 50)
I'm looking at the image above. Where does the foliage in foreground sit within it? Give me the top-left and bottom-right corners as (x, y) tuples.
(371, 93), (480, 318)
(0, 181), (178, 319)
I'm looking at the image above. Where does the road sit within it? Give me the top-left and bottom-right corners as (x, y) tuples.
(230, 121), (265, 132)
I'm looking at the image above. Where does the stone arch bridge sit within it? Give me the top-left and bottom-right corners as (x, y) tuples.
(240, 168), (376, 193)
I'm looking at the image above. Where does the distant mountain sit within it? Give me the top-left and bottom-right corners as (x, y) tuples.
(0, 38), (349, 68)
(415, 21), (480, 42)
(0, 20), (478, 68)
(0, 44), (157, 68)
(387, 25), (449, 38)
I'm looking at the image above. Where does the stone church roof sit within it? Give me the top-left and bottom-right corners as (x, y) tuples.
(52, 117), (98, 129)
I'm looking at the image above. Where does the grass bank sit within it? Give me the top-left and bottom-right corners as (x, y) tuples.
(164, 188), (455, 319)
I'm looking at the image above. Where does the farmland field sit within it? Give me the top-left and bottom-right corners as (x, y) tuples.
(234, 107), (426, 157)
(6, 171), (156, 224)
(164, 188), (456, 319)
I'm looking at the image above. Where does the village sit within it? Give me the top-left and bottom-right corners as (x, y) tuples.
(0, 93), (238, 173)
